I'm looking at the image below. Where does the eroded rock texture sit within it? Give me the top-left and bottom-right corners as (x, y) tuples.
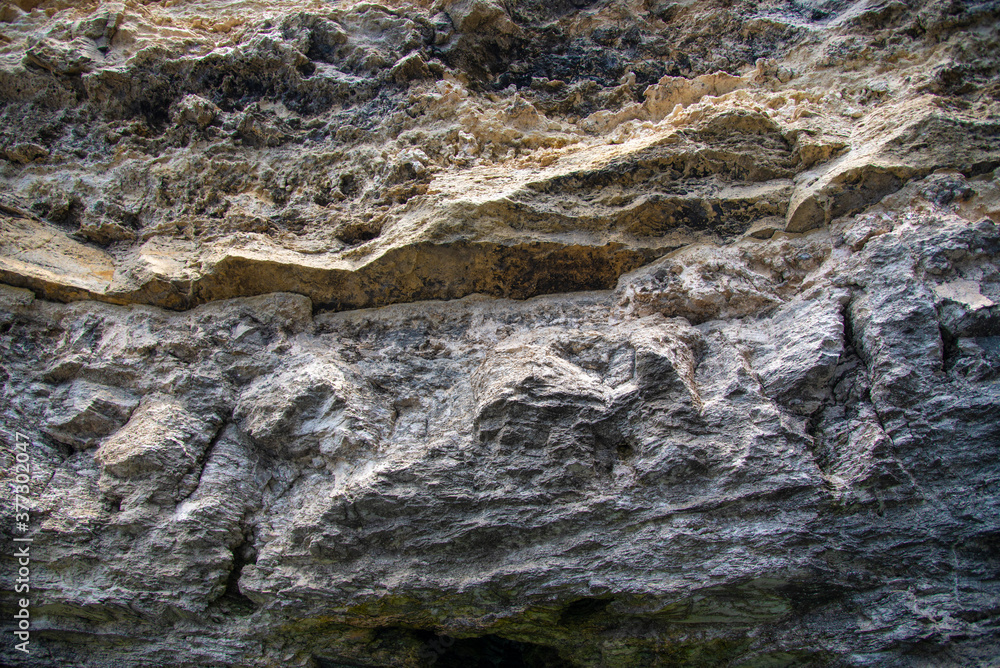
(1, 0), (999, 666)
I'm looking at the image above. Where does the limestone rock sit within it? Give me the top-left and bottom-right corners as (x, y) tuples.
(23, 35), (102, 75)
(44, 380), (139, 450)
(2, 0), (1000, 666)
(171, 94), (220, 129)
(3, 142), (48, 164)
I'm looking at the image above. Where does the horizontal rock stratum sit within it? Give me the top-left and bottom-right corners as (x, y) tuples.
(1, 0), (999, 666)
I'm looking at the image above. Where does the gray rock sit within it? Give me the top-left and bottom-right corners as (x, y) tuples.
(43, 380), (139, 450)
(2, 197), (999, 666)
(0, 0), (999, 665)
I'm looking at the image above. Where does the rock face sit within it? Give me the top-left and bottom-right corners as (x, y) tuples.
(1, 0), (999, 666)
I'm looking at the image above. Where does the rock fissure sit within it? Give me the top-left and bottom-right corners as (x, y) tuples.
(174, 417), (232, 509)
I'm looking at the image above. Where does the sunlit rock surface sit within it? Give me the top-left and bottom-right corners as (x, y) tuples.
(1, 0), (999, 666)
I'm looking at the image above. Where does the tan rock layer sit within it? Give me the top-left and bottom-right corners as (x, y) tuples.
(1, 0), (997, 313)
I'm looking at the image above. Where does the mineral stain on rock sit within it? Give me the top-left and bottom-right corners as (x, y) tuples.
(1, 0), (1000, 666)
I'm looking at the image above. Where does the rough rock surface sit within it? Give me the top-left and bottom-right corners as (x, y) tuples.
(1, 0), (999, 666)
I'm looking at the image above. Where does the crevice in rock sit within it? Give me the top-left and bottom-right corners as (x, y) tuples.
(804, 300), (857, 476)
(314, 629), (575, 668)
(777, 578), (851, 616)
(220, 539), (258, 614)
(940, 324), (961, 372)
(615, 441), (635, 461)
(844, 302), (944, 511)
(102, 494), (123, 514)
(559, 596), (614, 625)
(431, 634), (575, 668)
(314, 658), (385, 668)
(804, 414), (830, 477)
(591, 421), (635, 475)
(175, 418), (230, 507)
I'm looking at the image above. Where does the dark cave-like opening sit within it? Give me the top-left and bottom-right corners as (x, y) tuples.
(314, 632), (575, 668)
(430, 634), (575, 668)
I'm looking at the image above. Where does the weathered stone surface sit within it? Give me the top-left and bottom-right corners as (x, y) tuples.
(785, 107), (1000, 232)
(2, 187), (1000, 666)
(0, 0), (993, 314)
(1, 0), (999, 667)
(44, 379), (139, 450)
